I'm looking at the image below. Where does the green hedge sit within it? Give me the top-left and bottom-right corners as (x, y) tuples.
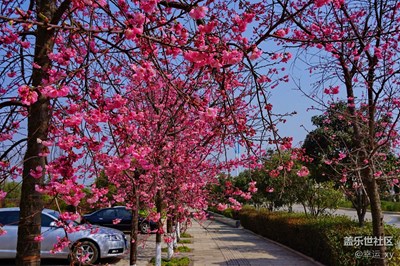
(381, 201), (400, 212)
(238, 206), (400, 266)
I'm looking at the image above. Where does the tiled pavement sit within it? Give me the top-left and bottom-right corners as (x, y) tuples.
(115, 219), (323, 266)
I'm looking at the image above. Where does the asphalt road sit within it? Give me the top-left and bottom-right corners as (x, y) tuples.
(290, 204), (400, 227)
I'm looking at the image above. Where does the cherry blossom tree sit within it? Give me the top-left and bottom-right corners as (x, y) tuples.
(278, 0), (400, 264)
(88, 72), (238, 265)
(0, 0), (300, 265)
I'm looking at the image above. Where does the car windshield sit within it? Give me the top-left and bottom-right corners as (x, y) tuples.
(45, 209), (60, 219)
(44, 210), (79, 226)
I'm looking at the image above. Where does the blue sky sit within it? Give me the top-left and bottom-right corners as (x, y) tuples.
(271, 85), (318, 146)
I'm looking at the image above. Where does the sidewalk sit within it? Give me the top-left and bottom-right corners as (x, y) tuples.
(115, 219), (323, 266)
(190, 219), (322, 266)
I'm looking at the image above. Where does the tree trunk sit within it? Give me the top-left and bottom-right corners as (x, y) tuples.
(129, 187), (139, 266)
(155, 190), (163, 266)
(16, 0), (58, 264)
(353, 189), (368, 227)
(167, 218), (174, 260)
(365, 177), (386, 266)
(355, 205), (367, 227)
(176, 221), (181, 243)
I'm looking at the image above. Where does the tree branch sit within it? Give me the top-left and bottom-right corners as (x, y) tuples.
(0, 101), (26, 110)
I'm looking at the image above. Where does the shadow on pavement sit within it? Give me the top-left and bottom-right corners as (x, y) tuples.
(221, 258), (311, 266)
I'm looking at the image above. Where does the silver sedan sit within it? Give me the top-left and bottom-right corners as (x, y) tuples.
(0, 208), (127, 265)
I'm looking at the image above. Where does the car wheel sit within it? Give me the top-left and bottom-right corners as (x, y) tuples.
(72, 240), (99, 265)
(140, 221), (150, 234)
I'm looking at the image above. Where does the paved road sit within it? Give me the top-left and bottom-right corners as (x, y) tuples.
(290, 204), (400, 227)
(115, 219), (322, 266)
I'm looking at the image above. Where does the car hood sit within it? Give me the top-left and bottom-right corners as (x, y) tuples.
(68, 223), (125, 238)
(89, 225), (124, 234)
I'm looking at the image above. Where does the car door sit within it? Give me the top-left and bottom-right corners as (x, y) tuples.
(40, 213), (68, 259)
(97, 209), (117, 228)
(0, 210), (19, 258)
(116, 208), (132, 231)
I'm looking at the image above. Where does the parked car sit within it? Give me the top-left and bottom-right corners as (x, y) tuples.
(82, 206), (157, 234)
(0, 207), (127, 265)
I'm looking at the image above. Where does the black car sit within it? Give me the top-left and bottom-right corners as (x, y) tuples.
(82, 207), (157, 234)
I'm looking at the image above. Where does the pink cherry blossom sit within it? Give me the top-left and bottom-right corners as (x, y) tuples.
(0, 190), (6, 200)
(248, 181), (258, 193)
(338, 152), (347, 160)
(34, 235), (44, 242)
(296, 166), (310, 177)
(29, 166), (43, 179)
(113, 218), (122, 225)
(189, 6), (208, 20)
(249, 47), (263, 60)
(18, 85), (38, 106)
(140, 0), (160, 13)
(269, 169), (280, 178)
(0, 228), (7, 236)
(125, 27), (143, 40)
(373, 171), (383, 177)
(217, 203), (228, 211)
(51, 237), (70, 254)
(163, 236), (173, 243)
(314, 0), (332, 8)
(274, 28), (290, 37)
(323, 86), (340, 95)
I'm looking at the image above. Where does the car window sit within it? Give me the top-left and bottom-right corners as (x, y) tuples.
(116, 208), (131, 218)
(0, 211), (19, 226)
(98, 209), (116, 219)
(45, 210), (60, 219)
(41, 213), (55, 227)
(0, 212), (6, 225)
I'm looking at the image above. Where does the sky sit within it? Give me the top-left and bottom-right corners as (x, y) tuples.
(242, 13), (322, 148)
(271, 84), (317, 146)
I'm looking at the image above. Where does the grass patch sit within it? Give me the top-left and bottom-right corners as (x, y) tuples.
(176, 246), (192, 252)
(162, 246), (192, 253)
(150, 257), (191, 266)
(178, 239), (192, 244)
(180, 232), (192, 238)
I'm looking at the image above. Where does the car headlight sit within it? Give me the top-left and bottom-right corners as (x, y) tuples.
(106, 234), (122, 241)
